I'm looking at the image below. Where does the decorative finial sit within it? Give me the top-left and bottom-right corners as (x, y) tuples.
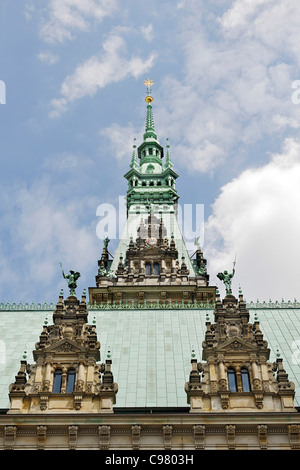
(276, 346), (281, 358)
(144, 78), (154, 103)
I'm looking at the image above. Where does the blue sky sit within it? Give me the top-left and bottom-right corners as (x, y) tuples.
(1, 0), (300, 303)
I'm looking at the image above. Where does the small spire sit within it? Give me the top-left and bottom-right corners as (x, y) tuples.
(130, 138), (138, 169)
(165, 138), (173, 168)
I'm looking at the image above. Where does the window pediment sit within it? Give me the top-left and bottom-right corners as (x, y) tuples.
(45, 338), (87, 354)
(216, 337), (257, 353)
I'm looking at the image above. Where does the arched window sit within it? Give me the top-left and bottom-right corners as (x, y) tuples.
(145, 263), (151, 275)
(66, 369), (76, 393)
(53, 369), (62, 393)
(227, 368), (237, 392)
(241, 367), (251, 392)
(153, 262), (160, 275)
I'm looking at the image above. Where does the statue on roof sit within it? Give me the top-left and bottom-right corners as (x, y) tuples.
(60, 263), (81, 296)
(103, 237), (110, 250)
(217, 259), (236, 295)
(194, 236), (201, 249)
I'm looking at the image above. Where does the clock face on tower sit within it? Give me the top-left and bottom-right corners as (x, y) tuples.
(146, 237), (157, 246)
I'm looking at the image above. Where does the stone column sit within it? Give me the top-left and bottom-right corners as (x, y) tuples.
(76, 360), (85, 391)
(43, 360), (52, 391)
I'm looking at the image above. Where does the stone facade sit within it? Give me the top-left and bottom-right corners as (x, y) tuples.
(1, 414), (300, 450)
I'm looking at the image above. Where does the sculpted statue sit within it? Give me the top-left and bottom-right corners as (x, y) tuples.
(103, 237), (110, 250)
(217, 260), (236, 295)
(60, 263), (81, 296)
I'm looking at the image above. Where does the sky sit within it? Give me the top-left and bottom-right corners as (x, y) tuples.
(1, 0), (300, 303)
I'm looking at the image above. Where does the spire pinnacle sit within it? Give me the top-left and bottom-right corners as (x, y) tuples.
(130, 138), (138, 169)
(165, 138), (173, 168)
(144, 78), (154, 103)
(143, 79), (157, 140)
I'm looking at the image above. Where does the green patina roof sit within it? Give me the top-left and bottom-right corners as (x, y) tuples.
(1, 306), (300, 409)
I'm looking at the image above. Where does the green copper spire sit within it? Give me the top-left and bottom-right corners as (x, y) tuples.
(124, 79), (179, 211)
(144, 103), (157, 140)
(130, 139), (138, 169)
(165, 138), (173, 169)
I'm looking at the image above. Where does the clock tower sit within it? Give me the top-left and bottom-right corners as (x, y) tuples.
(89, 81), (216, 307)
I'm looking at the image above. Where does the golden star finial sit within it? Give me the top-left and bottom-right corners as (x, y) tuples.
(144, 78), (154, 103)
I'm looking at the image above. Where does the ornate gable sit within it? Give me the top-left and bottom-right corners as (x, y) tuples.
(186, 290), (296, 413)
(90, 214), (216, 307)
(8, 290), (118, 414)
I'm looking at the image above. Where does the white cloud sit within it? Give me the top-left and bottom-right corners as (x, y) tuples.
(152, 0), (300, 173)
(43, 152), (94, 171)
(0, 177), (99, 302)
(39, 0), (118, 44)
(100, 123), (141, 162)
(219, 0), (273, 31)
(140, 24), (153, 42)
(49, 31), (157, 117)
(204, 138), (300, 301)
(37, 51), (59, 65)
(219, 0), (300, 65)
